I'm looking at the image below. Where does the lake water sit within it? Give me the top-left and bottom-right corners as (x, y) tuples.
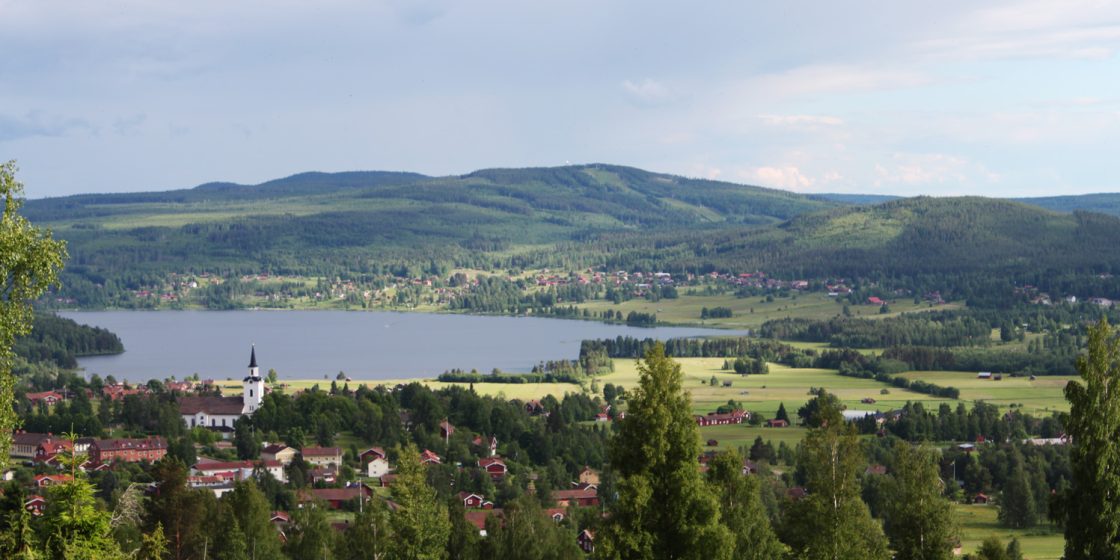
(59, 310), (746, 383)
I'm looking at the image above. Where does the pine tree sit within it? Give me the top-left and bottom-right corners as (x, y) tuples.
(598, 343), (732, 560)
(706, 450), (787, 560)
(883, 442), (956, 560)
(1064, 318), (1120, 559)
(780, 392), (890, 560)
(390, 443), (451, 560)
(776, 402), (790, 423)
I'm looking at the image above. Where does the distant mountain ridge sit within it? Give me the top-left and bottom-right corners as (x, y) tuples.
(813, 192), (1120, 217)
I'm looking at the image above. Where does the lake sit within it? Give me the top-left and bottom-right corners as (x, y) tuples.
(59, 310), (747, 383)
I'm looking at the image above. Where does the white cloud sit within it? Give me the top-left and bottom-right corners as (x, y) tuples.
(758, 114), (844, 126)
(741, 166), (814, 191)
(622, 79), (677, 107)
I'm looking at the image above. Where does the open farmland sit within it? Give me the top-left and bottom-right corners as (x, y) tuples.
(895, 371), (1074, 415)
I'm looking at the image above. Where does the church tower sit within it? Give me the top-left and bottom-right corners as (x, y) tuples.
(242, 345), (264, 414)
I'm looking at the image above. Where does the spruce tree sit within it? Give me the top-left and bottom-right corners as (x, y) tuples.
(225, 479), (283, 559)
(598, 343), (732, 560)
(998, 463), (1037, 529)
(780, 392), (890, 560)
(1064, 318), (1120, 559)
(883, 442), (956, 560)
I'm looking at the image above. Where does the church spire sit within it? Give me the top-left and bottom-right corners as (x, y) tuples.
(249, 345), (258, 369)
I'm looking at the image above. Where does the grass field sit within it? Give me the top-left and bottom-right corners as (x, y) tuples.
(574, 291), (959, 329)
(895, 371), (1074, 415)
(955, 503), (1064, 559)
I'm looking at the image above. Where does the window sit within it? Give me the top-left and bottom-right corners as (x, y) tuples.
(249, 389), (254, 398)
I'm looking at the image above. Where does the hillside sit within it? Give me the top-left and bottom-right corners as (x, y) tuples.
(27, 164), (832, 305)
(596, 197), (1120, 278)
(813, 192), (1120, 218)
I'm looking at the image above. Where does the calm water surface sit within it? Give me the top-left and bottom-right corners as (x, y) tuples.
(59, 310), (746, 382)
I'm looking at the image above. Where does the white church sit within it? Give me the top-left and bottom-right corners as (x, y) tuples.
(179, 346), (265, 431)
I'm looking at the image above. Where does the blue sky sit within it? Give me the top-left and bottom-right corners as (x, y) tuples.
(1, 0), (1118, 198)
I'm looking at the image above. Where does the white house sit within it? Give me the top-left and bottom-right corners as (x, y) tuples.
(362, 447), (390, 478)
(179, 346), (265, 431)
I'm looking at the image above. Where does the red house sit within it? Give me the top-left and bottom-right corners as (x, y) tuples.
(90, 437), (168, 464)
(695, 410), (748, 426)
(420, 449), (442, 465)
(359, 447), (386, 463)
(24, 496), (46, 516)
(298, 486), (372, 510)
(35, 438), (73, 463)
(26, 391), (64, 406)
(34, 474), (73, 488)
(439, 421), (455, 439)
(766, 419), (789, 428)
(479, 457), (508, 481)
(578, 529), (595, 553)
(552, 487), (599, 508)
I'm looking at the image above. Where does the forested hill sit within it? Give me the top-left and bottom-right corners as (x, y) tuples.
(813, 192), (1120, 217)
(598, 197), (1120, 279)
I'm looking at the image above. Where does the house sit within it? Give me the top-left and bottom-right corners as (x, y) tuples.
(379, 474), (398, 488)
(552, 487), (599, 508)
(297, 486), (372, 510)
(11, 431), (52, 459)
(458, 492), (493, 509)
(439, 420), (455, 439)
(34, 437), (73, 463)
(525, 400), (546, 415)
(545, 508), (566, 522)
(766, 419), (789, 428)
(179, 346), (264, 430)
(187, 473), (237, 497)
(24, 495), (46, 516)
(578, 529), (595, 553)
(26, 391), (64, 406)
(860, 397), (877, 404)
(868, 296), (884, 305)
(479, 457), (508, 481)
(90, 437), (167, 464)
(578, 466), (600, 486)
(977, 372), (992, 379)
(472, 435), (499, 457)
(865, 464), (888, 476)
(420, 449), (442, 465)
(309, 465), (338, 485)
(301, 446), (343, 467)
(34, 474), (73, 488)
(261, 443), (297, 466)
(363, 447), (390, 478)
(787, 487), (808, 500)
(973, 493), (991, 505)
(464, 509), (504, 537)
(695, 410), (748, 426)
(192, 459), (285, 483)
(594, 413), (610, 422)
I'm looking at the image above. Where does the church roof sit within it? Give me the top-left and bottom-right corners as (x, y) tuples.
(249, 346), (258, 369)
(178, 396), (244, 415)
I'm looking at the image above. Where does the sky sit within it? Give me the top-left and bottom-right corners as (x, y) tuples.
(1, 0), (1119, 199)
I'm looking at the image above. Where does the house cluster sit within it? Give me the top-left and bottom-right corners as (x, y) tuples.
(458, 466), (602, 544)
(12, 432), (168, 517)
(694, 409), (748, 427)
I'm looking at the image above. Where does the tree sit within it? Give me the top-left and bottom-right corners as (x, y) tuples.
(38, 441), (127, 560)
(0, 161), (67, 470)
(998, 463), (1037, 529)
(234, 417), (262, 460)
(780, 393), (890, 560)
(1064, 318), (1120, 560)
(390, 443), (450, 560)
(775, 402), (790, 423)
(225, 479), (283, 559)
(336, 498), (392, 560)
(706, 450), (787, 560)
(597, 343), (731, 560)
(481, 495), (581, 560)
(972, 536), (1009, 560)
(883, 442), (956, 560)
(284, 502), (335, 560)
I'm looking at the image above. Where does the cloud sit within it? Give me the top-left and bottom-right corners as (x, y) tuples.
(0, 111), (93, 143)
(622, 78), (677, 107)
(758, 114), (844, 126)
(741, 165), (814, 191)
(871, 153), (1000, 189)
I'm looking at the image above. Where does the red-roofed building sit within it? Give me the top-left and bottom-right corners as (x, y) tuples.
(695, 410), (748, 426)
(552, 487), (599, 508)
(301, 447), (342, 467)
(420, 449), (441, 465)
(34, 474), (73, 488)
(25, 495), (46, 516)
(578, 529), (595, 553)
(26, 391), (64, 406)
(35, 438), (73, 463)
(297, 486), (372, 510)
(90, 437), (167, 464)
(479, 457), (508, 481)
(463, 509), (503, 537)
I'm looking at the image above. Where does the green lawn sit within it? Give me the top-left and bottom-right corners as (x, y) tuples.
(955, 503), (1064, 559)
(574, 292), (958, 329)
(895, 371), (1074, 415)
